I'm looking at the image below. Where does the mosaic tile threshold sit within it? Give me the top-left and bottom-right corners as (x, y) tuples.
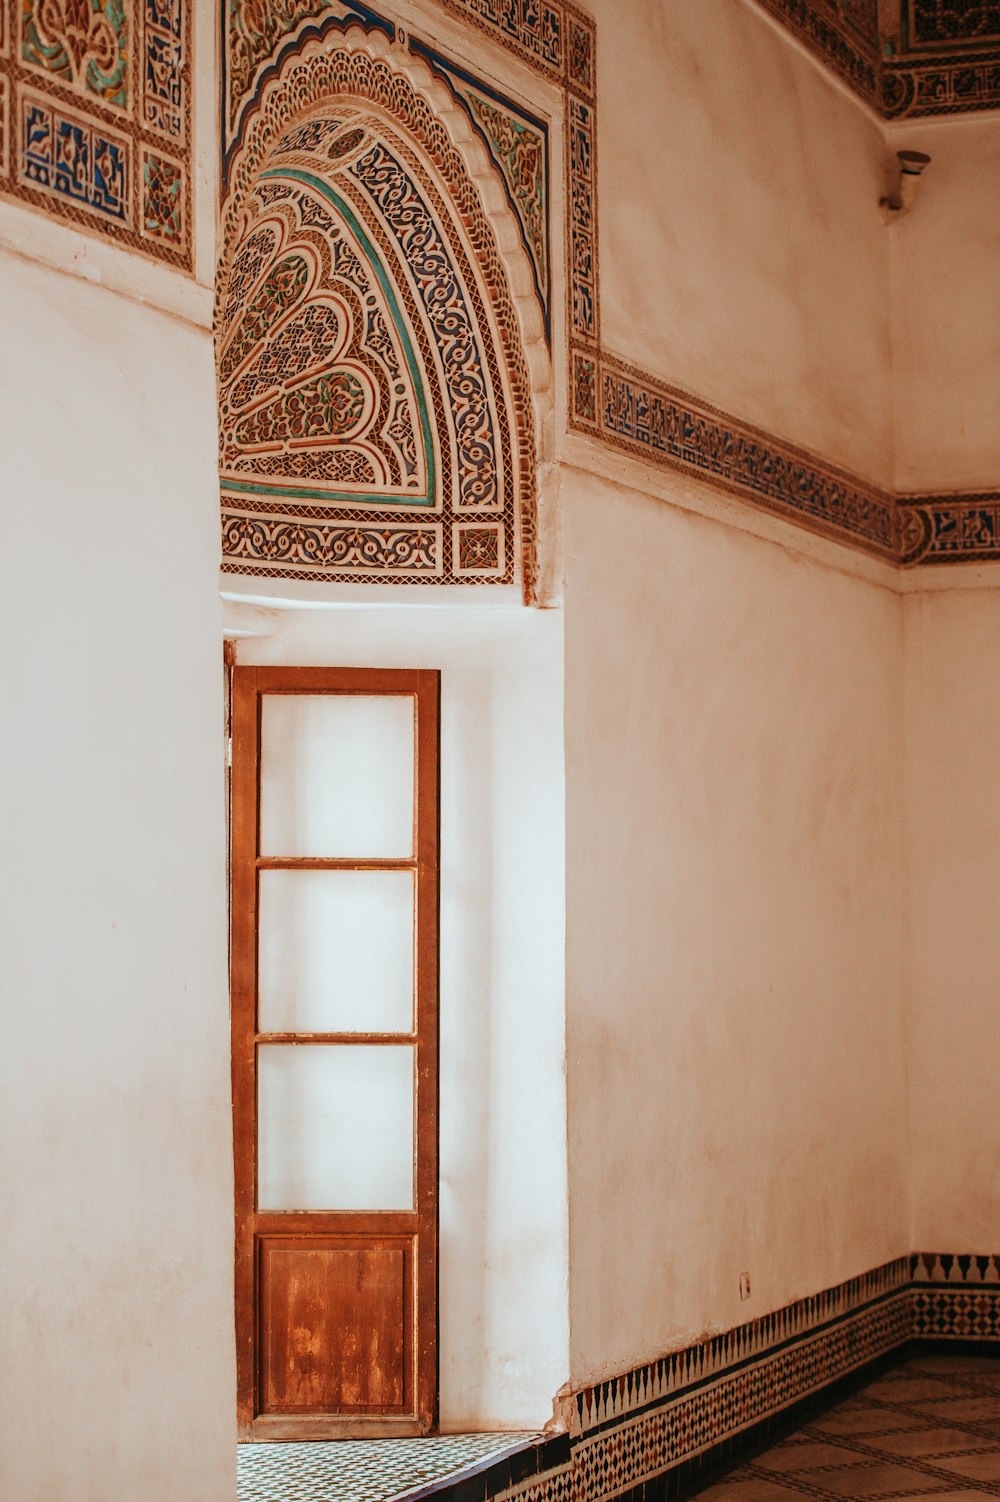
(694, 1355), (1000, 1501)
(237, 1430), (541, 1502)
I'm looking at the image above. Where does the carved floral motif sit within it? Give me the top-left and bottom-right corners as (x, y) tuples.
(22, 0), (128, 108)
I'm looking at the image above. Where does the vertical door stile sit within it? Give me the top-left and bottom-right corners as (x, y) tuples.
(231, 667), (260, 1433)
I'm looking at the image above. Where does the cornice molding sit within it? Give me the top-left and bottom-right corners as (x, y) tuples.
(753, 0), (1000, 117)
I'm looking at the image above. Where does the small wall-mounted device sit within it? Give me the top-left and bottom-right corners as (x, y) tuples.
(881, 150), (931, 215)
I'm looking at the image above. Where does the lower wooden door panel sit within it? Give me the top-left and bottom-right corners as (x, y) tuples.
(258, 1237), (413, 1419)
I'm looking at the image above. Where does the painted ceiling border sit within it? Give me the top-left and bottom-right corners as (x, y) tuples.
(221, 0), (997, 572)
(752, 0), (1000, 118)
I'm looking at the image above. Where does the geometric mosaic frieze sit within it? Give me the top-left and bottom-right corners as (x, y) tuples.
(1, 0), (191, 269)
(481, 1253), (1000, 1502)
(219, 39), (540, 593)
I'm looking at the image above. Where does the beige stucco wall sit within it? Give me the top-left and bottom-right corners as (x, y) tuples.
(904, 587), (1000, 1252)
(562, 470), (909, 1384)
(0, 248), (235, 1500)
(592, 0), (893, 488)
(889, 115), (1000, 494)
(2, 0), (999, 1465)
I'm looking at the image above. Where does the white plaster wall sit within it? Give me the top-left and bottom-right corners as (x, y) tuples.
(889, 116), (1000, 494)
(904, 587), (1000, 1250)
(590, 0), (894, 488)
(562, 472), (909, 1384)
(233, 603), (569, 1429)
(0, 249), (234, 1501)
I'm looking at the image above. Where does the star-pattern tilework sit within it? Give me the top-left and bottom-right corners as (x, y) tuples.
(238, 1432), (540, 1502)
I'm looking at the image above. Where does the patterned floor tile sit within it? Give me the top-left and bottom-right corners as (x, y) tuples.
(858, 1378), (959, 1405)
(695, 1357), (1000, 1502)
(808, 1407), (924, 1437)
(929, 1450), (1000, 1482)
(697, 1482), (813, 1501)
(756, 1442), (878, 1474)
(907, 1396), (1000, 1425)
(907, 1358), (1000, 1377)
(895, 1494), (998, 1501)
(870, 1427), (993, 1458)
(237, 1432), (538, 1502)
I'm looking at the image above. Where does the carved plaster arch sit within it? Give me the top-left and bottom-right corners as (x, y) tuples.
(218, 24), (551, 601)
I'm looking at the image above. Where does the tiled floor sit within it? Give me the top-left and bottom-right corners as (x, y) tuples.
(237, 1431), (540, 1502)
(698, 1354), (1000, 1501)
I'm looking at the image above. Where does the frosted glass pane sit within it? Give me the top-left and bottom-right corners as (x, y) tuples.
(258, 1045), (414, 1211)
(259, 870), (414, 1034)
(260, 694), (414, 857)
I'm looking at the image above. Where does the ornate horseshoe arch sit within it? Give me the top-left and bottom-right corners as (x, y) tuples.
(217, 27), (549, 601)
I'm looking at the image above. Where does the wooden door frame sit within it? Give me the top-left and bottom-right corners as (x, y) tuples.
(230, 665), (440, 1439)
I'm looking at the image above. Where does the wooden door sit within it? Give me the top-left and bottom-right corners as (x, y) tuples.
(230, 666), (439, 1439)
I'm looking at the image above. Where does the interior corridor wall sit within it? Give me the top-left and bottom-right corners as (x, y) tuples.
(562, 471), (909, 1386)
(888, 114), (1000, 493)
(591, 0), (893, 489)
(0, 247), (235, 1502)
(232, 603), (569, 1429)
(904, 586), (1000, 1253)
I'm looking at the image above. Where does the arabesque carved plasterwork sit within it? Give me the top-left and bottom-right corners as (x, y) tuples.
(220, 147), (433, 507)
(22, 0), (129, 107)
(226, 0), (327, 129)
(465, 92), (546, 295)
(1, 0), (191, 267)
(407, 34), (551, 335)
(220, 61), (539, 591)
(220, 2), (995, 574)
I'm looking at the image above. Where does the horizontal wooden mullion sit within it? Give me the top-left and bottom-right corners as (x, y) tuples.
(257, 856), (418, 871)
(249, 668), (423, 696)
(253, 1211), (421, 1236)
(256, 1032), (417, 1046)
(244, 1415), (429, 1441)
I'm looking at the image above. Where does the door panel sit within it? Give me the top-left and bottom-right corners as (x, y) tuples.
(231, 666), (439, 1439)
(259, 1239), (411, 1414)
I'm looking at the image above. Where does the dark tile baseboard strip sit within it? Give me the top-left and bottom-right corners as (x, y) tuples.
(403, 1433), (572, 1502)
(411, 1253), (1000, 1502)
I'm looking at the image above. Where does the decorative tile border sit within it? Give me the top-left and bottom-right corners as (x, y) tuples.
(560, 1259), (913, 1443)
(913, 1252), (1000, 1284)
(911, 1251), (1000, 1341)
(1, 0), (192, 270)
(904, 0), (1000, 52)
(473, 1255), (1000, 1502)
(882, 48), (1000, 117)
(752, 0), (1000, 119)
(900, 493), (1000, 565)
(753, 0), (880, 110)
(581, 352), (899, 561)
